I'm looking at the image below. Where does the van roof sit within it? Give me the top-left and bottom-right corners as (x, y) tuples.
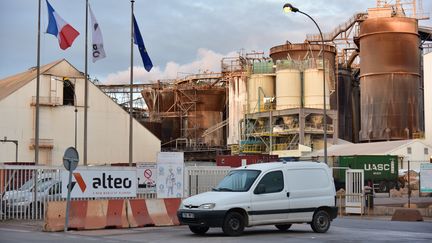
(235, 161), (329, 171)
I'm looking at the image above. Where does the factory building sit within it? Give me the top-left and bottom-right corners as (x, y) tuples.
(98, 1), (432, 162)
(0, 59), (160, 165)
(222, 1), (432, 159)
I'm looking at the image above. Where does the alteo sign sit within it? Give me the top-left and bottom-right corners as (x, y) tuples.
(61, 170), (137, 198)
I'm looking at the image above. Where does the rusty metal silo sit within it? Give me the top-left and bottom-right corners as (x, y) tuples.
(359, 17), (421, 141)
(141, 82), (226, 148)
(337, 67), (354, 142)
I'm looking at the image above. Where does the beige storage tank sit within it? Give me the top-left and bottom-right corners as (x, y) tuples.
(304, 69), (330, 109)
(275, 69), (301, 110)
(247, 74), (275, 113)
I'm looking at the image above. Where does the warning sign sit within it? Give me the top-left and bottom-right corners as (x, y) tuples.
(137, 162), (157, 193)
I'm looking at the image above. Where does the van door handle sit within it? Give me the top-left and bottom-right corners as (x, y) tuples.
(286, 192), (290, 198)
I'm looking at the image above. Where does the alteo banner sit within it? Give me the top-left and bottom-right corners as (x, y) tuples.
(61, 170), (137, 198)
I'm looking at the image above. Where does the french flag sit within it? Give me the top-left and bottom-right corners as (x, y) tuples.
(46, 0), (80, 50)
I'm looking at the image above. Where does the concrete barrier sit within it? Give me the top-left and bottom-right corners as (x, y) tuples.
(44, 198), (181, 231)
(391, 208), (423, 221)
(127, 198), (181, 227)
(44, 201), (66, 232)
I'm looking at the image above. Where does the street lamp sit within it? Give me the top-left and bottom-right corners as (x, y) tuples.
(283, 3), (328, 164)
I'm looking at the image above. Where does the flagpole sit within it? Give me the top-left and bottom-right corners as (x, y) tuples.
(33, 0), (42, 219)
(129, 0), (135, 166)
(35, 0), (41, 165)
(84, 0), (89, 166)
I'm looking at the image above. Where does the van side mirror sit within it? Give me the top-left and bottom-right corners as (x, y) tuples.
(254, 184), (266, 194)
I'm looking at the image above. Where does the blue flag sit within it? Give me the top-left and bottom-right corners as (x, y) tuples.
(133, 15), (153, 72)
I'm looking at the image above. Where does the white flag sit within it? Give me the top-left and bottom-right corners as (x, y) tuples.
(89, 5), (106, 62)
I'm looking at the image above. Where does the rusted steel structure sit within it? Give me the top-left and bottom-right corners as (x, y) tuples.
(270, 43), (337, 76)
(141, 74), (227, 149)
(358, 17), (421, 141)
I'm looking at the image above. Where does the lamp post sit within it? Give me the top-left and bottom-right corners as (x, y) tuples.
(283, 3), (328, 164)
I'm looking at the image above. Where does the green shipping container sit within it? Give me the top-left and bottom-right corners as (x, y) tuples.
(336, 155), (398, 184)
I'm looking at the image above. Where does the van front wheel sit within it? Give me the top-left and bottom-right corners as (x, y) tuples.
(311, 210), (330, 233)
(222, 212), (245, 236)
(189, 225), (209, 235)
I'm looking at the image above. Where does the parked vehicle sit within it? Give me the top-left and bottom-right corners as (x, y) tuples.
(177, 162), (337, 236)
(1, 177), (61, 215)
(333, 155), (399, 192)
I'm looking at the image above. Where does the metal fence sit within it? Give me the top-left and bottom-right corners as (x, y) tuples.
(185, 166), (230, 196)
(0, 165), (61, 220)
(0, 164), (231, 221)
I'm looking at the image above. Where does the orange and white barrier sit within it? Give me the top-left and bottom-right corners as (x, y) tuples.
(44, 198), (181, 232)
(127, 198), (181, 227)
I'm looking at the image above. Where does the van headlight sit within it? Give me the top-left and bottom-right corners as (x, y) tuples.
(199, 203), (215, 209)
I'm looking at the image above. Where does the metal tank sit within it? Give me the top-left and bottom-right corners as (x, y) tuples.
(275, 69), (301, 110)
(303, 69), (330, 109)
(247, 74), (275, 113)
(337, 67), (354, 142)
(270, 43), (337, 109)
(141, 85), (226, 147)
(141, 88), (181, 144)
(359, 17), (421, 141)
(183, 88), (226, 146)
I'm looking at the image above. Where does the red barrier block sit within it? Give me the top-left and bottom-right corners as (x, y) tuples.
(128, 199), (154, 227)
(68, 201), (88, 230)
(107, 199), (128, 228)
(164, 198), (181, 225)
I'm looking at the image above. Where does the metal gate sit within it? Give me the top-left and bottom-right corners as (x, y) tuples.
(345, 169), (364, 214)
(1, 164), (231, 221)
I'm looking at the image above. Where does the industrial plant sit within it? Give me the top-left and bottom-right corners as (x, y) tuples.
(98, 1), (432, 163)
(113, 2), (430, 160)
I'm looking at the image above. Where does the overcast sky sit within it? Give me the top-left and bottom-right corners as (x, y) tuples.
(1, 0), (431, 84)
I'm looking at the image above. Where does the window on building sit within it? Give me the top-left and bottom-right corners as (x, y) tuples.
(63, 79), (75, 106)
(425, 148), (429, 155)
(407, 147), (412, 154)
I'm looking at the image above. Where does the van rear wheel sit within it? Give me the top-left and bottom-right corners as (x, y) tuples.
(311, 210), (330, 233)
(189, 225), (209, 235)
(275, 224), (292, 231)
(222, 212), (245, 236)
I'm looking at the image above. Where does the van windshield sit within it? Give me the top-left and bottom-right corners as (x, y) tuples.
(213, 169), (260, 192)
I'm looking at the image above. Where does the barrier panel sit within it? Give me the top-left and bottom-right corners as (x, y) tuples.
(44, 198), (181, 231)
(127, 198), (181, 227)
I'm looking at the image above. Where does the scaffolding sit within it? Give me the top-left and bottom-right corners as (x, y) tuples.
(97, 83), (149, 121)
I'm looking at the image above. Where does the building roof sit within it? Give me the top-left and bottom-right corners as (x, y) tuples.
(307, 139), (432, 157)
(239, 161), (330, 171)
(0, 59), (82, 101)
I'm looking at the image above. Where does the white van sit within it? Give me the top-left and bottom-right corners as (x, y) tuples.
(177, 162), (337, 236)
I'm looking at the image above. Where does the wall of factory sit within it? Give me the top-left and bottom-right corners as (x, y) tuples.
(425, 52), (432, 146)
(0, 63), (160, 165)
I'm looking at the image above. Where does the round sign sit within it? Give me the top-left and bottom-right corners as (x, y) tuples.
(144, 169), (152, 179)
(63, 147), (79, 171)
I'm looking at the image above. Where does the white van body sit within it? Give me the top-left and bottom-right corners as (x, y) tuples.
(177, 162), (337, 236)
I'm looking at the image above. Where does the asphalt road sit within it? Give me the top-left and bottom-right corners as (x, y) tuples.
(0, 217), (431, 242)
